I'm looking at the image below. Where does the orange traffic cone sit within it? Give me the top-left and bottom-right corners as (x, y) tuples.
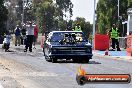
(105, 49), (109, 56)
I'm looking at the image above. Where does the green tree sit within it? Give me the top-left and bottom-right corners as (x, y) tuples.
(96, 0), (128, 35)
(33, 0), (73, 34)
(34, 1), (55, 33)
(4, 0), (20, 33)
(128, 0), (132, 7)
(0, 0), (8, 36)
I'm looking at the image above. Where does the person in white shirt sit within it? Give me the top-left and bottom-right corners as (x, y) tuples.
(24, 21), (34, 52)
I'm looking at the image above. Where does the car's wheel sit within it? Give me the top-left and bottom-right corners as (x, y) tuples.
(73, 59), (80, 63)
(45, 55), (52, 62)
(52, 58), (57, 63)
(83, 58), (90, 63)
(46, 58), (52, 62)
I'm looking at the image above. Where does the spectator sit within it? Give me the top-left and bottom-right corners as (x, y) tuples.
(24, 21), (34, 52)
(21, 27), (26, 45)
(33, 25), (38, 49)
(14, 25), (21, 46)
(74, 23), (82, 31)
(109, 24), (121, 51)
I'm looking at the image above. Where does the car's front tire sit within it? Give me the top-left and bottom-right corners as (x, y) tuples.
(45, 55), (52, 62)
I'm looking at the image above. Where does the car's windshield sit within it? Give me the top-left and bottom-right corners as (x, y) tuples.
(50, 32), (87, 42)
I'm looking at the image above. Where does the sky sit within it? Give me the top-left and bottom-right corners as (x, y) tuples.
(71, 0), (99, 24)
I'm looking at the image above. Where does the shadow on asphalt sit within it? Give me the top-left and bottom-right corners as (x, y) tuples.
(14, 48), (24, 51)
(0, 47), (15, 52)
(88, 61), (101, 64)
(4, 50), (15, 52)
(56, 60), (101, 64)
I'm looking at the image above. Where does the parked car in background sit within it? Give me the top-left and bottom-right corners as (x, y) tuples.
(43, 31), (93, 63)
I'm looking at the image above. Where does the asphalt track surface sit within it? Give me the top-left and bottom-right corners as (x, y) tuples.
(0, 45), (131, 88)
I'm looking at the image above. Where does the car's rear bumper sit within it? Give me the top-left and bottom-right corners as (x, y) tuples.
(49, 53), (93, 59)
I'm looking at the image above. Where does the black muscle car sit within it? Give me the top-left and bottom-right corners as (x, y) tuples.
(43, 31), (93, 63)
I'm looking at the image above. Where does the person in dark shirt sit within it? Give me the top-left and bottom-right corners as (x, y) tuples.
(14, 25), (21, 46)
(21, 28), (26, 45)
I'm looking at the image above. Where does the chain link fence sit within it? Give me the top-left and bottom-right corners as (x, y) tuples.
(118, 37), (127, 49)
(109, 37), (127, 49)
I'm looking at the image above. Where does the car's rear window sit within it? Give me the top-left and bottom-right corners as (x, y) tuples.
(50, 32), (87, 42)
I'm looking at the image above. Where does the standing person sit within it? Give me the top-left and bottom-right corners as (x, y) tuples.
(74, 23), (82, 31)
(24, 21), (34, 52)
(14, 25), (21, 46)
(109, 24), (121, 51)
(33, 25), (38, 49)
(21, 26), (26, 45)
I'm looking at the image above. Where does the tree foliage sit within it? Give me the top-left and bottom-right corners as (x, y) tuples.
(3, 0), (22, 33)
(0, 0), (8, 36)
(32, 0), (73, 34)
(96, 0), (128, 35)
(128, 0), (132, 7)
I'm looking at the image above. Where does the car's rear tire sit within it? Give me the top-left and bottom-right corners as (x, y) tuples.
(52, 58), (57, 63)
(46, 58), (52, 62)
(82, 58), (90, 63)
(73, 59), (80, 63)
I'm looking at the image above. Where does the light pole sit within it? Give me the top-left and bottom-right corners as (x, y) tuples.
(22, 4), (24, 27)
(118, 0), (120, 22)
(22, 0), (27, 28)
(22, 0), (32, 28)
(92, 0), (96, 49)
